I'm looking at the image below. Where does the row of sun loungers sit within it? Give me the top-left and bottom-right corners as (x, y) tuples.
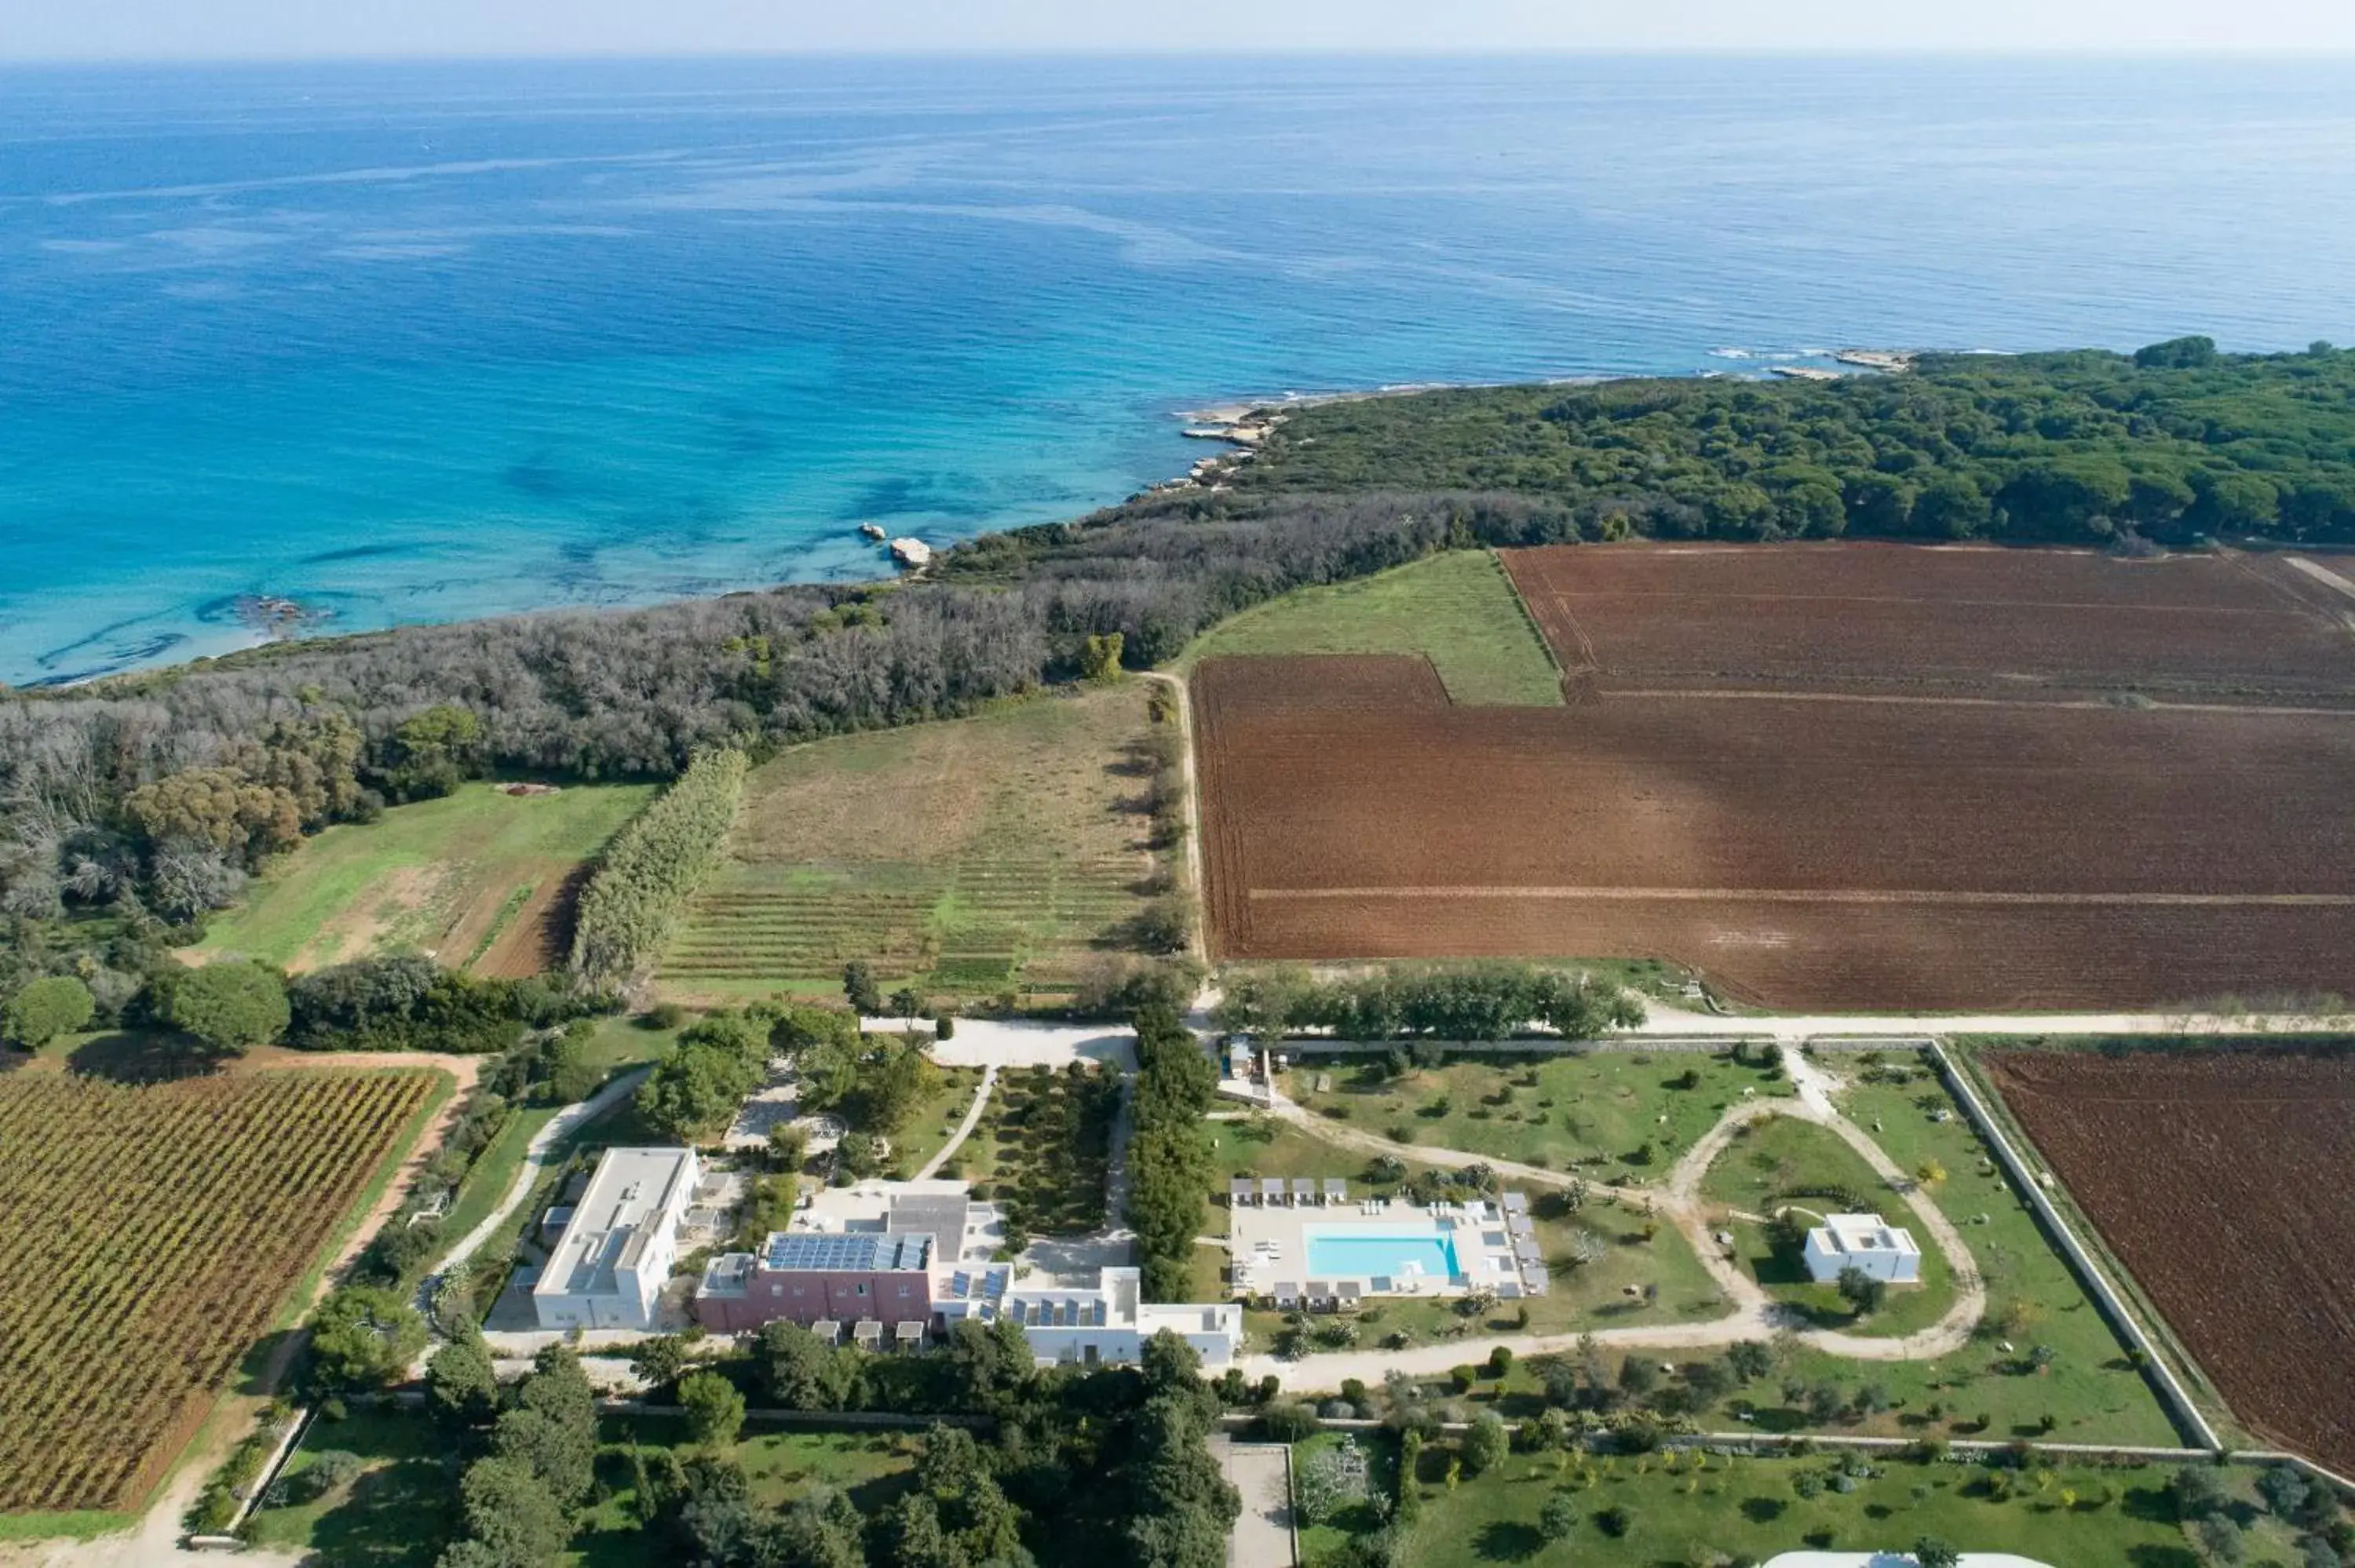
(1229, 1177), (1349, 1206)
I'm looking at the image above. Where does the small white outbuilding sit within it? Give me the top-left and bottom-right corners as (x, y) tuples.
(1801, 1212), (1922, 1284)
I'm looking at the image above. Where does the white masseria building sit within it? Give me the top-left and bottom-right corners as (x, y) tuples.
(937, 1264), (1243, 1369)
(1801, 1212), (1922, 1284)
(532, 1147), (700, 1329)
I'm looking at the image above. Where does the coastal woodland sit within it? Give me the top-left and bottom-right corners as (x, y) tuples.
(5, 340), (2355, 975)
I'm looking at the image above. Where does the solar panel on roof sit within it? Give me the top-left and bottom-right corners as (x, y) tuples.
(763, 1231), (929, 1272)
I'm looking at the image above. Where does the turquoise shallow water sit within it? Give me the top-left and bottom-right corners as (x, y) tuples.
(3, 55), (2353, 684)
(1304, 1230), (1462, 1282)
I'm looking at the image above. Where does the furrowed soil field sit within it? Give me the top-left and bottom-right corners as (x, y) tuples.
(1502, 541), (2355, 702)
(1192, 543), (2355, 1008)
(1984, 1048), (2355, 1475)
(662, 687), (1163, 1005)
(0, 1063), (440, 1515)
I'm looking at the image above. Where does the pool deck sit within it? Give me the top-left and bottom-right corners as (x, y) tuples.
(1226, 1195), (1527, 1303)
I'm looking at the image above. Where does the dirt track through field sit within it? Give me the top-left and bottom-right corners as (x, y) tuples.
(1192, 544), (2355, 1009)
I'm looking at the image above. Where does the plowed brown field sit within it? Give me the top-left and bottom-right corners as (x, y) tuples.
(1503, 542), (2355, 703)
(1192, 544), (2355, 1008)
(1985, 1048), (2355, 1474)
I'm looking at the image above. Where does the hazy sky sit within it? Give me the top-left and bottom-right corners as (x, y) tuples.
(8, 0), (2355, 62)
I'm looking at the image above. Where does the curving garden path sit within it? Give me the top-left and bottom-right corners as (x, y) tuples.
(915, 1064), (998, 1180)
(1239, 1044), (1984, 1387)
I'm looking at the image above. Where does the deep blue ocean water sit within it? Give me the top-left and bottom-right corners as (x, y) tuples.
(4, 54), (2353, 685)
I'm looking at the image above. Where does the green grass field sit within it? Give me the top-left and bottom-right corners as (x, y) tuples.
(196, 782), (654, 974)
(1308, 1431), (2306, 1568)
(1698, 1114), (1955, 1340)
(243, 1409), (915, 1568)
(1281, 1049), (1791, 1183)
(1641, 1062), (2180, 1447)
(661, 687), (1161, 1005)
(1178, 549), (1562, 706)
(1828, 1061), (2184, 1445)
(874, 1065), (988, 1180)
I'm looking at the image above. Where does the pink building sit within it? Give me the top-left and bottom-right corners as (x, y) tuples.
(694, 1230), (933, 1334)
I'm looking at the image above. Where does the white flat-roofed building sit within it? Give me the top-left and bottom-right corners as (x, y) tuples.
(532, 1147), (699, 1330)
(937, 1264), (1243, 1369)
(1802, 1212), (1922, 1284)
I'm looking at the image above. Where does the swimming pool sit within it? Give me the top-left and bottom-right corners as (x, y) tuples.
(1303, 1228), (1462, 1282)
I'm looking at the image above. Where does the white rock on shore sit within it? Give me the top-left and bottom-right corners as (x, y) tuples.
(889, 537), (933, 570)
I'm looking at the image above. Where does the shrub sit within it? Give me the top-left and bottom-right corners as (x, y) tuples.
(1258, 1401), (1320, 1442)
(160, 960), (288, 1055)
(2, 975), (94, 1048)
(1461, 1411), (1509, 1476)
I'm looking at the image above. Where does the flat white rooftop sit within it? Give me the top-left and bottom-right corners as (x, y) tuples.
(534, 1147), (695, 1301)
(1811, 1213), (1920, 1255)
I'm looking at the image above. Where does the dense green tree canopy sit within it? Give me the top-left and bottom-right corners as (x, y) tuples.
(2, 975), (93, 1048)
(308, 1285), (428, 1394)
(159, 959), (290, 1055)
(1242, 344), (2355, 546)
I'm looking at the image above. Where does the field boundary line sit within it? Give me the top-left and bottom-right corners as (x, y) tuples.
(1491, 547), (1586, 684)
(1602, 687), (2355, 717)
(2286, 554), (2355, 603)
(1251, 886), (2355, 907)
(1926, 1041), (2222, 1453)
(1140, 671), (1210, 965)
(1531, 587), (2306, 616)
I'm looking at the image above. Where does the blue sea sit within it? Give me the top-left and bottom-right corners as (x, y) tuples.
(4, 55), (2353, 686)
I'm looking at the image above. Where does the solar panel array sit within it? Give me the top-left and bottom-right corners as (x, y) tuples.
(761, 1231), (929, 1272)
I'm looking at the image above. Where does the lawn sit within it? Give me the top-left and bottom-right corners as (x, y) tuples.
(196, 781), (654, 974)
(1177, 549), (1564, 706)
(1696, 1114), (1957, 1339)
(870, 1063), (988, 1180)
(1321, 1431), (2308, 1568)
(1208, 1117), (1731, 1357)
(244, 1407), (915, 1568)
(1550, 1059), (2181, 1448)
(1281, 1048), (1791, 1183)
(1824, 1059), (2184, 1446)
(958, 1063), (1119, 1234)
(571, 1417), (915, 1567)
(660, 687), (1163, 1006)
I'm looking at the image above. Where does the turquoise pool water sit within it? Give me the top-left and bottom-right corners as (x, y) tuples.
(1304, 1229), (1462, 1282)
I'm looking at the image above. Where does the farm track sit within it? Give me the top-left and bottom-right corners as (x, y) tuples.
(1986, 1049), (2355, 1479)
(1192, 543), (2355, 1010)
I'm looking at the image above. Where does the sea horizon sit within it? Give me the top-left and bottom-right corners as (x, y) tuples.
(5, 53), (2353, 686)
